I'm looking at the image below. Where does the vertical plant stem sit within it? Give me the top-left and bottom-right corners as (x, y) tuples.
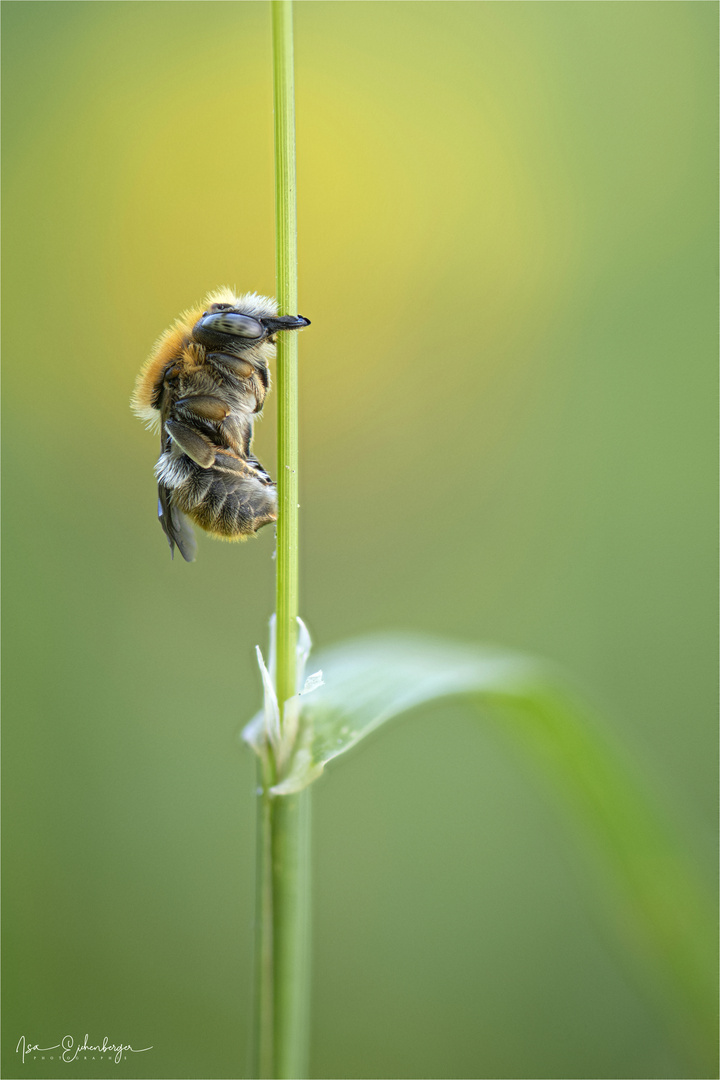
(254, 760), (276, 1079)
(272, 791), (312, 1079)
(254, 4), (312, 1079)
(273, 0), (299, 710)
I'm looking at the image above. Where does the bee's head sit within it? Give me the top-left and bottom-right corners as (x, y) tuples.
(191, 295), (310, 355)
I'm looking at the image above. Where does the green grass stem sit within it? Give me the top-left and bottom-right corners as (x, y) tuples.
(271, 792), (312, 1078)
(254, 4), (311, 1078)
(273, 0), (299, 713)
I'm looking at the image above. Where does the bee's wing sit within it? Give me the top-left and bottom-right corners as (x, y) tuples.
(157, 400), (197, 563)
(158, 483), (197, 563)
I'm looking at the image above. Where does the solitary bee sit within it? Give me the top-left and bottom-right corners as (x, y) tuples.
(132, 288), (310, 562)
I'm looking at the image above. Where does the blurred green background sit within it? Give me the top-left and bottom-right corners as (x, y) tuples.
(2, 2), (717, 1078)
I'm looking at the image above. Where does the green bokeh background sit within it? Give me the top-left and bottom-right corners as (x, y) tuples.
(2, 2), (717, 1078)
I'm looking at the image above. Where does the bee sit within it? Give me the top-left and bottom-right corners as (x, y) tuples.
(132, 288), (310, 562)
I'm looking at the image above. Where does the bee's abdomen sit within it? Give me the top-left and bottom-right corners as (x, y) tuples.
(156, 451), (277, 539)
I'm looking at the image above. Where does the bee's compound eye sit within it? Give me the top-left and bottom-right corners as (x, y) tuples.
(231, 315), (264, 337)
(200, 312), (263, 338)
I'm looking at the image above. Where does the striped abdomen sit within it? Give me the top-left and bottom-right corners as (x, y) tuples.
(156, 448), (277, 539)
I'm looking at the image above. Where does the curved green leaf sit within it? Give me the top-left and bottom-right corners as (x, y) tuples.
(243, 633), (717, 1072)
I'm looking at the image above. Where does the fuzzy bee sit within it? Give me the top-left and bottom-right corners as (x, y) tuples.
(132, 288), (310, 562)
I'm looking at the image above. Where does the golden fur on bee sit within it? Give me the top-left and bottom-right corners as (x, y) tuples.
(132, 287), (309, 562)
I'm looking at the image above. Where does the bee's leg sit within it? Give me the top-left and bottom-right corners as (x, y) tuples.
(205, 352), (255, 380)
(165, 419), (215, 468)
(205, 352), (268, 415)
(174, 396), (229, 422)
(214, 450), (274, 486)
(245, 456), (273, 484)
(173, 396), (248, 455)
